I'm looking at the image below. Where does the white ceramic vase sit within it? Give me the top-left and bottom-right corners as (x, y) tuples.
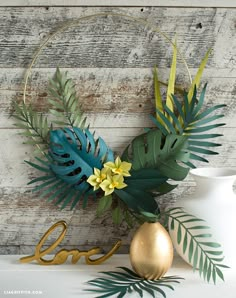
(169, 167), (236, 269)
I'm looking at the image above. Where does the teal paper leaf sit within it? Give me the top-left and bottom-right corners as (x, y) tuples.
(26, 127), (114, 209)
(49, 127), (114, 188)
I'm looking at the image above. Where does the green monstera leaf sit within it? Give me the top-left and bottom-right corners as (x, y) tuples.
(115, 130), (189, 216)
(26, 127), (114, 209)
(122, 129), (189, 181)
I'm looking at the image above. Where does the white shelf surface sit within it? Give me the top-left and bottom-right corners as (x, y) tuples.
(0, 255), (235, 297)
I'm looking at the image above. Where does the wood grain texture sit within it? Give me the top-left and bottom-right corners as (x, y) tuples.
(0, 7), (235, 69)
(0, 127), (235, 188)
(0, 6), (235, 254)
(1, 68), (236, 123)
(0, 183), (197, 254)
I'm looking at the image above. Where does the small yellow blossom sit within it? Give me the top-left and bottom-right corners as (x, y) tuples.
(104, 156), (132, 177)
(100, 173), (127, 196)
(87, 167), (109, 191)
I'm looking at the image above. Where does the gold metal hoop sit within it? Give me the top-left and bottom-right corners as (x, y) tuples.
(23, 12), (192, 104)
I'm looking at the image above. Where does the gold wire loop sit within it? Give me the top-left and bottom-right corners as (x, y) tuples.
(23, 12), (192, 104)
(19, 14), (192, 265)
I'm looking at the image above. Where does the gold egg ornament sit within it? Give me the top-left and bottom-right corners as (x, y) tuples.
(130, 222), (174, 280)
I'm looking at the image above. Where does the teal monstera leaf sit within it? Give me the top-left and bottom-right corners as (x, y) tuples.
(49, 127), (114, 186)
(26, 127), (114, 209)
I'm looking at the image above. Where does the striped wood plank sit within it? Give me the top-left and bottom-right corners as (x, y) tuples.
(0, 1), (236, 8)
(0, 8), (234, 68)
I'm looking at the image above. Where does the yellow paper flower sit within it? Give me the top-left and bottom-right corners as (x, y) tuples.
(100, 173), (127, 196)
(87, 167), (109, 191)
(104, 156), (132, 177)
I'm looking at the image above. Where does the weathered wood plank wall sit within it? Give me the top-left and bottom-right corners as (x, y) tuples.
(0, 2), (235, 254)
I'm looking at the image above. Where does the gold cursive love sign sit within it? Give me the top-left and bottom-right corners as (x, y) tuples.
(19, 220), (121, 265)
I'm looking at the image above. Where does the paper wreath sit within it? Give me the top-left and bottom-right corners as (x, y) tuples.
(12, 44), (225, 224)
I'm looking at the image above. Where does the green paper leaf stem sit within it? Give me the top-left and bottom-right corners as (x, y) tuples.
(112, 206), (123, 225)
(97, 195), (113, 217)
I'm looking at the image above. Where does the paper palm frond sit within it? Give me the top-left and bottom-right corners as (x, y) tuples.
(48, 67), (86, 128)
(150, 85), (225, 166)
(166, 208), (229, 284)
(85, 267), (184, 298)
(152, 47), (224, 167)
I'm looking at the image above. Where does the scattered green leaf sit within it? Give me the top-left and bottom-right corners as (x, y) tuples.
(166, 207), (229, 283)
(85, 267), (184, 298)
